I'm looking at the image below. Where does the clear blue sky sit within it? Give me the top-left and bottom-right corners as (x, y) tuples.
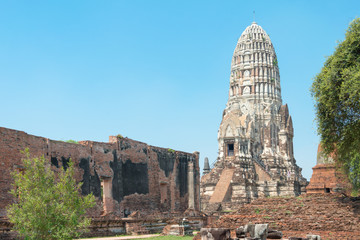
(0, 0), (359, 179)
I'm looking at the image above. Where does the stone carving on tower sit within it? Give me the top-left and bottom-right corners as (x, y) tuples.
(200, 22), (307, 213)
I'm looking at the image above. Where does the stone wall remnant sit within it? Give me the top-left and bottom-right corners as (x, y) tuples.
(0, 126), (200, 219)
(306, 143), (349, 194)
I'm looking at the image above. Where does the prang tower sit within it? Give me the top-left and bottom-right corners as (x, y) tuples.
(200, 22), (307, 212)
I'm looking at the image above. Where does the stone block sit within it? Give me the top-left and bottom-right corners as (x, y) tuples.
(200, 228), (231, 240)
(244, 224), (268, 239)
(267, 230), (282, 239)
(254, 224), (268, 240)
(306, 234), (321, 240)
(236, 226), (245, 238)
(244, 224), (255, 237)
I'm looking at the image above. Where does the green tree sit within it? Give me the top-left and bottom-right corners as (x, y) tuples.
(311, 18), (360, 192)
(7, 149), (95, 240)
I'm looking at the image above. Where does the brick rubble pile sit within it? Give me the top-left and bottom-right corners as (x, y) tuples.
(209, 193), (360, 239)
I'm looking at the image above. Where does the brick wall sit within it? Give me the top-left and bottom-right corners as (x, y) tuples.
(0, 127), (200, 218)
(306, 163), (350, 194)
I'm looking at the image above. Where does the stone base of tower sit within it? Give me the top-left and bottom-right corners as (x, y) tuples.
(306, 163), (347, 194)
(200, 162), (307, 214)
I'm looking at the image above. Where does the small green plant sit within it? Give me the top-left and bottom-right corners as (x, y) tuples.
(59, 139), (79, 144)
(270, 222), (278, 228)
(7, 149), (96, 240)
(351, 189), (359, 197)
(263, 216), (271, 219)
(254, 208), (261, 214)
(116, 134), (123, 139)
(168, 148), (175, 153)
(285, 210), (293, 215)
(273, 58), (278, 66)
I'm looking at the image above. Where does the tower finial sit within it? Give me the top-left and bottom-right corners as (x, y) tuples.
(253, 11), (256, 24)
(203, 157), (210, 175)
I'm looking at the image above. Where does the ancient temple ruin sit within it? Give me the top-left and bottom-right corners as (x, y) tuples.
(0, 127), (201, 237)
(306, 143), (349, 194)
(200, 22), (307, 212)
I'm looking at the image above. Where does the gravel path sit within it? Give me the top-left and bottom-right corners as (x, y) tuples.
(79, 234), (160, 240)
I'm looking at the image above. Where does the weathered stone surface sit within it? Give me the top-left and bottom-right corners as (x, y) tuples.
(267, 229), (283, 239)
(236, 226), (245, 238)
(162, 224), (192, 236)
(200, 22), (307, 213)
(200, 228), (231, 240)
(254, 224), (268, 240)
(306, 234), (321, 240)
(244, 224), (255, 237)
(243, 224), (268, 239)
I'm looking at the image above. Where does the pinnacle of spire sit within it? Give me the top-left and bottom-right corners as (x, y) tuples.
(227, 22), (282, 110)
(203, 157), (210, 175)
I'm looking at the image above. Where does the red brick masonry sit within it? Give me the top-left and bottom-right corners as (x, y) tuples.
(0, 127), (200, 218)
(210, 193), (360, 239)
(306, 164), (338, 194)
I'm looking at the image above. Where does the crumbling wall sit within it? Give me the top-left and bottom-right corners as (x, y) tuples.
(0, 127), (200, 219)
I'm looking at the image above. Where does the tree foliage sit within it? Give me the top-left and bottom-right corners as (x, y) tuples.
(7, 149), (95, 240)
(311, 18), (360, 192)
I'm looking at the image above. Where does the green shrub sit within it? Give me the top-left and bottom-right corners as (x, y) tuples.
(7, 149), (95, 240)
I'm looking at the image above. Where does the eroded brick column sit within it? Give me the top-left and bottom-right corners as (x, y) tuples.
(101, 177), (113, 215)
(188, 158), (195, 209)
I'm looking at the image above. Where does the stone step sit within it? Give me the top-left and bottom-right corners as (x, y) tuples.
(209, 168), (235, 203)
(253, 161), (272, 181)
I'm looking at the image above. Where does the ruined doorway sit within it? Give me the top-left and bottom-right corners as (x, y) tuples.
(160, 181), (168, 204)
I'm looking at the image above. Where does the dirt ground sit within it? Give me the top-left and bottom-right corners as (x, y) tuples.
(79, 234), (160, 240)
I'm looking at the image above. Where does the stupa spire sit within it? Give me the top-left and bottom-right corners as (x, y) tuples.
(203, 157), (210, 175)
(200, 22), (307, 213)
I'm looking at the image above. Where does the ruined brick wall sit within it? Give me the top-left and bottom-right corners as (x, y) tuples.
(306, 143), (350, 194)
(306, 163), (351, 194)
(0, 127), (200, 218)
(306, 164), (337, 194)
